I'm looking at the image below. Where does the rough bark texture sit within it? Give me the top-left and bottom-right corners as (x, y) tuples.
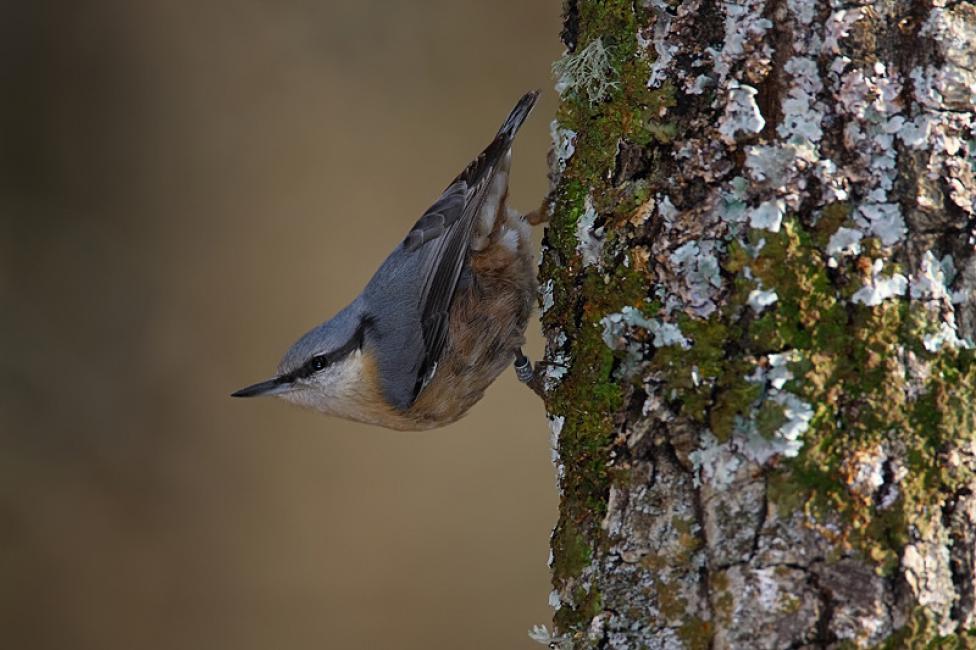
(537, 0), (976, 648)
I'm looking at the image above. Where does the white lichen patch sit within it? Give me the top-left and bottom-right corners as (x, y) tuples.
(548, 415), (566, 488)
(778, 57), (825, 143)
(669, 239), (723, 317)
(765, 393), (813, 457)
(544, 359), (570, 391)
(692, 353), (812, 489)
(528, 624), (570, 648)
(690, 430), (741, 489)
(548, 590), (561, 609)
(549, 414), (565, 439)
(719, 82), (766, 144)
(553, 38), (620, 105)
(918, 6), (976, 111)
(648, 320), (691, 348)
(544, 331), (570, 392)
(601, 306), (691, 350)
(824, 8), (865, 54)
(657, 193), (679, 225)
(576, 196), (604, 267)
(852, 260), (908, 306)
(744, 351), (812, 461)
(712, 0), (773, 83)
(766, 351), (795, 390)
(745, 144), (807, 185)
(911, 251), (954, 301)
(750, 199), (786, 233)
(855, 202), (906, 246)
(843, 445), (887, 501)
(748, 287), (778, 313)
(541, 278), (555, 314)
(646, 0), (677, 89)
(814, 52), (913, 255)
(549, 120), (577, 175)
(897, 114), (937, 149)
(923, 321), (973, 353)
(826, 226), (863, 265)
(718, 178), (750, 223)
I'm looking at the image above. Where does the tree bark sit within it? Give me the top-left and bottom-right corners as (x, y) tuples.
(538, 0), (976, 647)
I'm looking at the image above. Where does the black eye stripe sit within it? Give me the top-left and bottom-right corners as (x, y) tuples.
(294, 354), (329, 379)
(285, 316), (373, 383)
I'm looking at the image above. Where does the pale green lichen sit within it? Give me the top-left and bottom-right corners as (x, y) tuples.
(718, 82), (766, 143)
(747, 287), (779, 313)
(575, 196), (603, 267)
(750, 199), (786, 232)
(601, 306), (690, 350)
(690, 351), (813, 486)
(553, 38), (620, 106)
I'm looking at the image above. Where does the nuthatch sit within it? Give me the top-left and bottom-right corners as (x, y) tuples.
(232, 91), (543, 430)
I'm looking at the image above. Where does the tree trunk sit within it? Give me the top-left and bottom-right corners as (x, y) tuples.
(537, 0), (976, 647)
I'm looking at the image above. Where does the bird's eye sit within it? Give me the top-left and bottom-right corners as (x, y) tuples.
(310, 356), (327, 372)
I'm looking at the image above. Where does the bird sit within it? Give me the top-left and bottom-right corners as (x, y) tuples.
(232, 91), (543, 430)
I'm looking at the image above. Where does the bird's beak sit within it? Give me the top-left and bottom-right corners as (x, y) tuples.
(231, 377), (291, 398)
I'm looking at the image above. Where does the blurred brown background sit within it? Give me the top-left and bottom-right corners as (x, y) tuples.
(0, 2), (561, 648)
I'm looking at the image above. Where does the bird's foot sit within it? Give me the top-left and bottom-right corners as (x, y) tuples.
(524, 199), (551, 226)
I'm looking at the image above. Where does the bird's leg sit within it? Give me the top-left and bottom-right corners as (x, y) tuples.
(514, 349), (534, 382)
(514, 348), (547, 399)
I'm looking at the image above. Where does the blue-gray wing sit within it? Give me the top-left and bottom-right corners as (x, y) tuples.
(404, 91), (539, 402)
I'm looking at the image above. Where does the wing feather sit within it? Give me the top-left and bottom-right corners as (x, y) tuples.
(400, 91), (539, 401)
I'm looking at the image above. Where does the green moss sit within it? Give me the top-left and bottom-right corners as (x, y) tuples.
(677, 617), (713, 650)
(875, 610), (976, 649)
(552, 520), (592, 583)
(655, 576), (688, 619)
(545, 1), (685, 637)
(709, 571), (734, 622)
(553, 0), (677, 208)
(719, 218), (976, 638)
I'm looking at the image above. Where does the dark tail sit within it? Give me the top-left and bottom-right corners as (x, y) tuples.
(496, 90), (540, 142)
(450, 90), (539, 190)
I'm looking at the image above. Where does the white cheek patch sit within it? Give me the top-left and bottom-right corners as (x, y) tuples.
(277, 351), (369, 417)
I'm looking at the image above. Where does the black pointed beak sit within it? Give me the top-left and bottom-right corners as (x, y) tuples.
(231, 377), (287, 398)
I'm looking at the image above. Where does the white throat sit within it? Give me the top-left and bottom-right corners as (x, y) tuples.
(277, 350), (388, 425)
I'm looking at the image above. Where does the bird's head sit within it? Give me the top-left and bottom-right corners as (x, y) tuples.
(232, 307), (373, 418)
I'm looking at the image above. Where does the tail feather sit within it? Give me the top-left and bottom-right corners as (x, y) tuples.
(451, 90), (539, 191)
(497, 90), (540, 141)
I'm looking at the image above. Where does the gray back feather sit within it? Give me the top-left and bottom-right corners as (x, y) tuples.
(362, 91), (538, 410)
